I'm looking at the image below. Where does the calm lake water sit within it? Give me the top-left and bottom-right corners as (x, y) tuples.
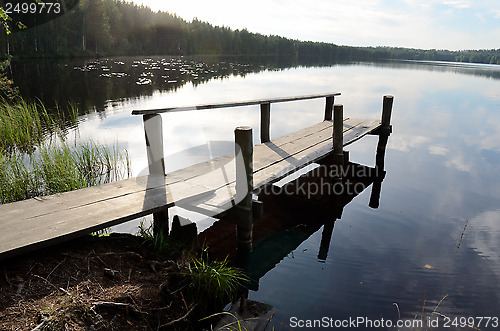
(12, 57), (500, 329)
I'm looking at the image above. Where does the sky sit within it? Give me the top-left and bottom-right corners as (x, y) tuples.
(130, 0), (500, 51)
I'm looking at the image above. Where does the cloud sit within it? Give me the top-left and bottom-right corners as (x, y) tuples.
(444, 153), (472, 172)
(442, 0), (471, 9)
(389, 134), (431, 152)
(492, 9), (500, 18)
(428, 145), (449, 155)
(467, 209), (500, 266)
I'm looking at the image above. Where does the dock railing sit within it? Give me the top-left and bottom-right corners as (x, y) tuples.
(132, 92), (341, 235)
(132, 92), (343, 178)
(132, 92), (341, 145)
(132, 93), (393, 236)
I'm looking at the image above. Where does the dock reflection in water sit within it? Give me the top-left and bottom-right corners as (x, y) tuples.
(198, 131), (390, 320)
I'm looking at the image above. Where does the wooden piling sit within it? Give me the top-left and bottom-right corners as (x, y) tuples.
(332, 104), (344, 177)
(143, 114), (165, 176)
(260, 103), (271, 143)
(381, 95), (394, 131)
(333, 104), (343, 154)
(234, 126), (253, 251)
(143, 114), (169, 235)
(324, 96), (334, 121)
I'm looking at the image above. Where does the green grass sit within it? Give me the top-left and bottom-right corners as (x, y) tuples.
(0, 141), (131, 204)
(0, 98), (78, 154)
(0, 96), (131, 204)
(137, 220), (172, 255)
(137, 220), (193, 256)
(179, 255), (249, 306)
(137, 220), (249, 311)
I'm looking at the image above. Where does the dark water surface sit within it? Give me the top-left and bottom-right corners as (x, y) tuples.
(12, 57), (500, 329)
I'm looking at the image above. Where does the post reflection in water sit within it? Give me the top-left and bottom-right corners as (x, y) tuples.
(198, 131), (391, 320)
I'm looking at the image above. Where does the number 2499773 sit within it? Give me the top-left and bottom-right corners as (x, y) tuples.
(4, 2), (61, 15)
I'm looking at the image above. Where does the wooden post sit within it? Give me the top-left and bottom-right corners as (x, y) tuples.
(332, 104), (344, 178)
(143, 114), (165, 176)
(252, 200), (264, 219)
(260, 103), (270, 143)
(343, 150), (349, 167)
(324, 96), (334, 121)
(381, 95), (394, 132)
(234, 126), (253, 252)
(333, 104), (343, 154)
(143, 114), (169, 236)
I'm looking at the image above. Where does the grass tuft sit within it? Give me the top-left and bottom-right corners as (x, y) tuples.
(137, 220), (171, 255)
(179, 255), (249, 306)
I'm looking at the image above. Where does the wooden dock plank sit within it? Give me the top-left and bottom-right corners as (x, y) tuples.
(0, 118), (381, 260)
(0, 180), (214, 258)
(254, 119), (380, 188)
(252, 118), (364, 172)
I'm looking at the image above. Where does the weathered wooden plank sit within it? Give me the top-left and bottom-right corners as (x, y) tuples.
(0, 175), (180, 223)
(0, 177), (150, 222)
(0, 153), (237, 224)
(253, 120), (381, 190)
(342, 120), (381, 146)
(166, 154), (235, 184)
(0, 180), (210, 229)
(132, 92), (341, 115)
(0, 181), (214, 259)
(252, 119), (365, 172)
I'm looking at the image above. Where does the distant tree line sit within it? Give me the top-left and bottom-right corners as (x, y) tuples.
(375, 47), (500, 65)
(0, 0), (499, 65)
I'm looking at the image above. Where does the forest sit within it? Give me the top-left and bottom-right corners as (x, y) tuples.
(0, 0), (499, 65)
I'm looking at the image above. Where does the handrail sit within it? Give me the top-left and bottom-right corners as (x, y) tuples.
(132, 92), (394, 236)
(131, 92), (341, 115)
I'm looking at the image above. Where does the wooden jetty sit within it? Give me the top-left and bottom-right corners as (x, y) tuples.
(0, 93), (393, 261)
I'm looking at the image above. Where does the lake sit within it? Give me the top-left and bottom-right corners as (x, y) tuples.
(12, 57), (500, 329)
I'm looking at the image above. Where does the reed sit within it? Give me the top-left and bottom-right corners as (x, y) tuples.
(0, 94), (130, 204)
(0, 98), (77, 154)
(0, 141), (131, 204)
(0, 151), (37, 203)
